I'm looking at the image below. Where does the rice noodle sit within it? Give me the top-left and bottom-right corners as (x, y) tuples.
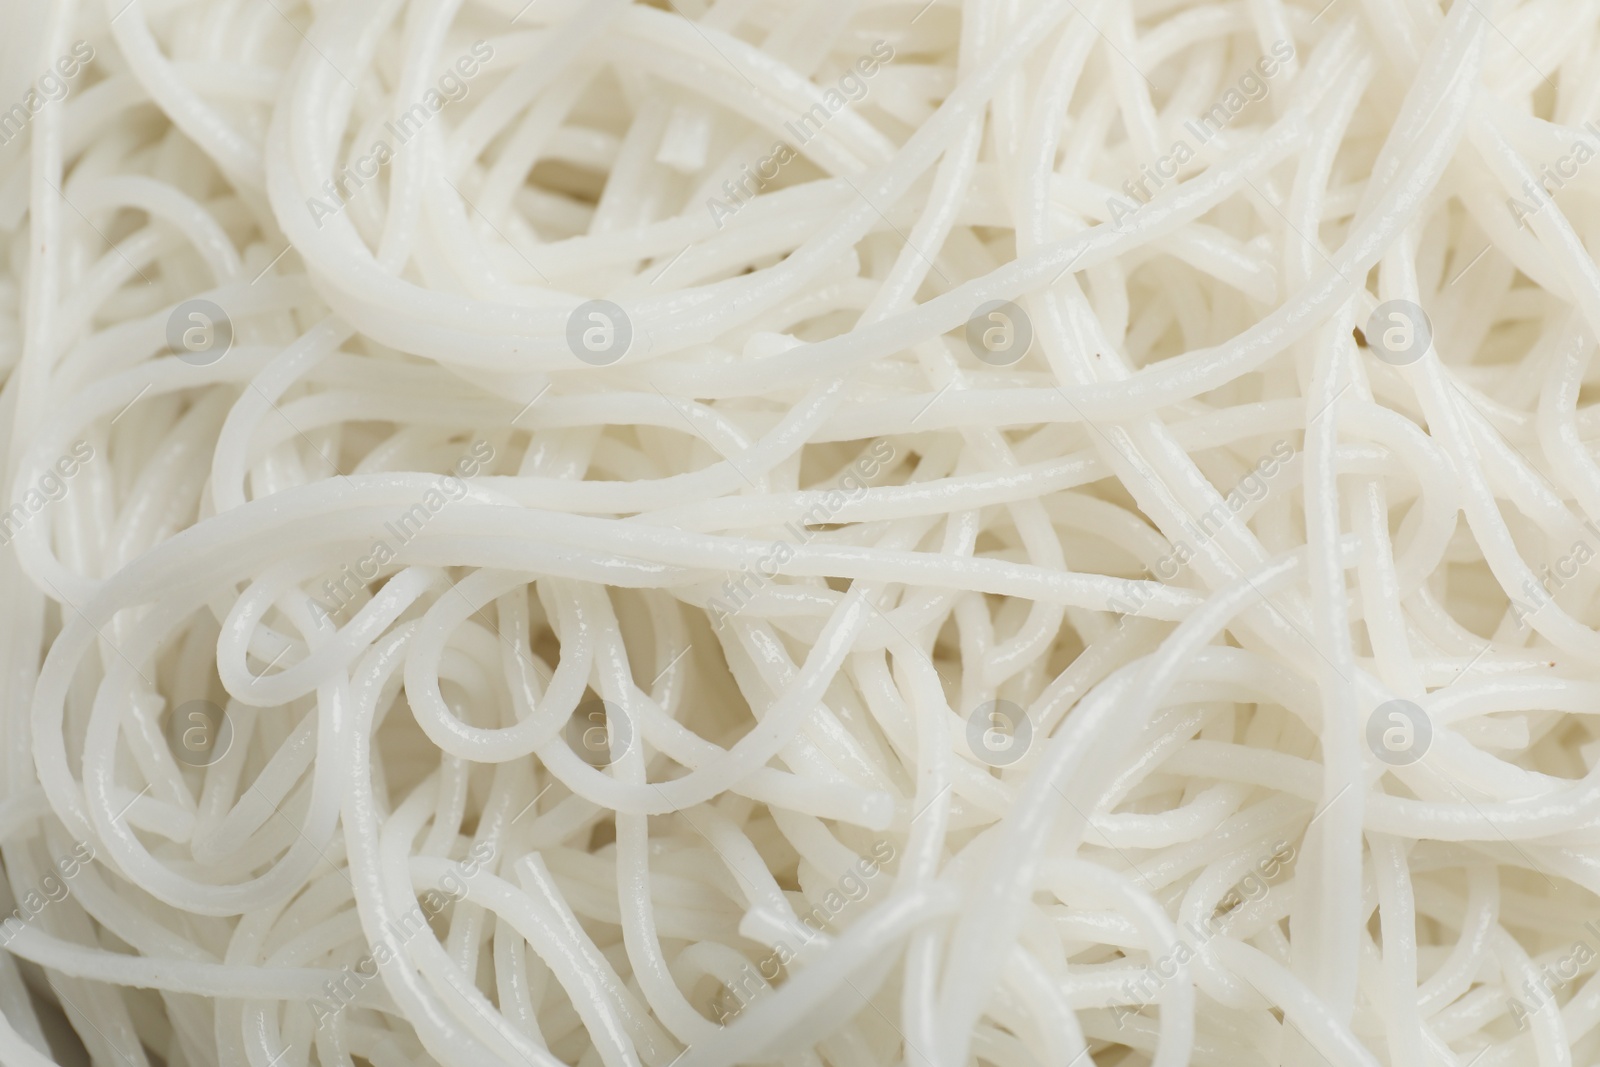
(1, 0), (1599, 1065)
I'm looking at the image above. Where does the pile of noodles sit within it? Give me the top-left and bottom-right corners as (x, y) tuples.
(2, 0), (1600, 1065)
